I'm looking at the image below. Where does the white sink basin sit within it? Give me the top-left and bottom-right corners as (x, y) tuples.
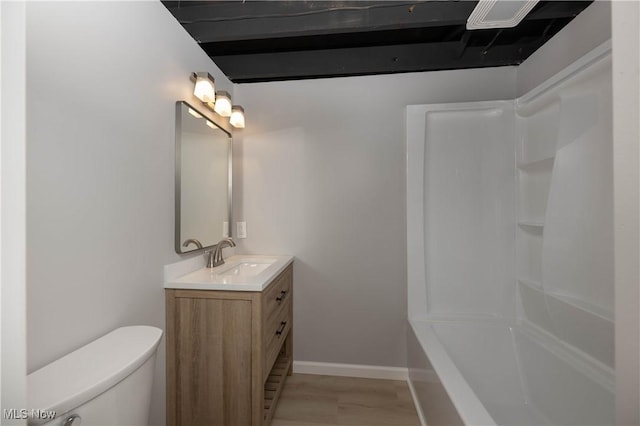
(164, 255), (293, 291)
(219, 261), (272, 277)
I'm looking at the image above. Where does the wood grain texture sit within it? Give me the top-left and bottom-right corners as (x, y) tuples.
(251, 291), (264, 426)
(271, 374), (421, 426)
(263, 266), (292, 321)
(264, 299), (291, 382)
(175, 296), (252, 425)
(264, 355), (292, 425)
(285, 270), (293, 377)
(166, 263), (294, 426)
(166, 290), (177, 426)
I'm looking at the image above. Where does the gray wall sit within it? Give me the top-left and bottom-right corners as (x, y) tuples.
(234, 68), (518, 368)
(25, 2), (231, 425)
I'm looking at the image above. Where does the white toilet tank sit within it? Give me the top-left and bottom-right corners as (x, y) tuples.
(27, 326), (163, 426)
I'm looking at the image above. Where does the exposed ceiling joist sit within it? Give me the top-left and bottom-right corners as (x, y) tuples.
(162, 1), (594, 83)
(170, 1), (478, 43)
(213, 40), (539, 82)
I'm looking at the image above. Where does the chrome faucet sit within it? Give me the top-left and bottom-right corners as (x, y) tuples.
(208, 237), (236, 268)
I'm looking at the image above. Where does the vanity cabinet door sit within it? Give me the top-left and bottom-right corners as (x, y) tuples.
(166, 291), (258, 426)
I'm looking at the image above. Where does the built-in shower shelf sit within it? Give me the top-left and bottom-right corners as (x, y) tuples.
(548, 291), (614, 322)
(517, 155), (555, 172)
(518, 156), (554, 225)
(518, 278), (543, 289)
(518, 220), (544, 229)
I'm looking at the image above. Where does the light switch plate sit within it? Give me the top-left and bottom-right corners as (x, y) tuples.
(237, 221), (247, 239)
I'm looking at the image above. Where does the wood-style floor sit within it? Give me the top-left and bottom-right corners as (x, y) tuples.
(271, 374), (421, 426)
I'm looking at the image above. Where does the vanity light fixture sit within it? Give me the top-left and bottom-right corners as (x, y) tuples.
(192, 72), (215, 103)
(206, 120), (215, 129)
(229, 106), (245, 129)
(190, 72), (246, 129)
(213, 91), (232, 117)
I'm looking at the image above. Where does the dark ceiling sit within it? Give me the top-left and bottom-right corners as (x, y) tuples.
(163, 1), (593, 83)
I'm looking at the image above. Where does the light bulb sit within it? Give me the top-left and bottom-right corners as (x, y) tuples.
(214, 91), (232, 117)
(193, 72), (215, 103)
(230, 106), (245, 129)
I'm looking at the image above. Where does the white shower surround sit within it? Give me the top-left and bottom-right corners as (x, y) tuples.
(406, 43), (614, 426)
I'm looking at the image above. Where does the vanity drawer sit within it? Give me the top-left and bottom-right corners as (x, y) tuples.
(263, 265), (292, 321)
(264, 297), (291, 381)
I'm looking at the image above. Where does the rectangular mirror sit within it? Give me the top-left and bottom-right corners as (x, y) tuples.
(175, 101), (232, 254)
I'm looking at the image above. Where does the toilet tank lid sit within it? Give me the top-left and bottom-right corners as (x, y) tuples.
(27, 326), (163, 423)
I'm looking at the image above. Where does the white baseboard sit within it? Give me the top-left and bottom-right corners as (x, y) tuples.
(406, 376), (428, 426)
(292, 361), (408, 381)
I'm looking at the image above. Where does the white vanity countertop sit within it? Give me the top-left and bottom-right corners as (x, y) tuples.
(164, 254), (294, 291)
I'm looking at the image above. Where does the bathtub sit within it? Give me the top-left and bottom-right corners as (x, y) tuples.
(407, 319), (614, 426)
(405, 49), (615, 426)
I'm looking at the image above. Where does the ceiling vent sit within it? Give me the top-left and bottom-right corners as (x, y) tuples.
(467, 0), (540, 30)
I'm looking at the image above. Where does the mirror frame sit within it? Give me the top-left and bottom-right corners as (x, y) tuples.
(174, 100), (233, 254)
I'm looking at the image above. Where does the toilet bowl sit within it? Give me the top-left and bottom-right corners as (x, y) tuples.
(27, 326), (163, 426)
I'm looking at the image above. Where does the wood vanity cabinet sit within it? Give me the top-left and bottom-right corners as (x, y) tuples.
(166, 263), (293, 426)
